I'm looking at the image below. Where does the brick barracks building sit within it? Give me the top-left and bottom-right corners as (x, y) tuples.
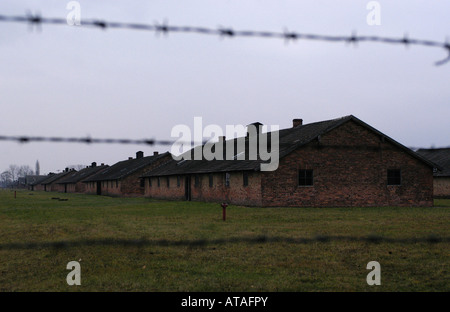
(35, 169), (74, 192)
(83, 151), (171, 197)
(56, 163), (109, 193)
(141, 115), (436, 207)
(417, 148), (450, 198)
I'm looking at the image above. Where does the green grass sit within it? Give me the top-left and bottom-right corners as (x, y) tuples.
(0, 189), (449, 291)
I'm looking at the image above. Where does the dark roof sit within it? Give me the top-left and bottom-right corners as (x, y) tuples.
(31, 172), (56, 185)
(29, 173), (57, 185)
(25, 175), (48, 185)
(57, 165), (109, 184)
(83, 152), (170, 182)
(41, 170), (76, 185)
(142, 115), (436, 177)
(416, 148), (450, 177)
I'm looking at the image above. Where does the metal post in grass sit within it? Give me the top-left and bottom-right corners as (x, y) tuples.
(221, 202), (228, 221)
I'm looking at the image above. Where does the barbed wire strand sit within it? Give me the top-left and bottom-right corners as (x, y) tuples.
(0, 234), (448, 251)
(0, 135), (449, 151)
(0, 135), (207, 146)
(0, 14), (449, 65)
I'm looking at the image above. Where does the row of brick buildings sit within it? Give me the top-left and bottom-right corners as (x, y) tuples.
(27, 115), (448, 207)
(29, 151), (170, 196)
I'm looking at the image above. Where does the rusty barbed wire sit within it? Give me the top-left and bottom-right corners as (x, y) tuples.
(0, 13), (449, 65)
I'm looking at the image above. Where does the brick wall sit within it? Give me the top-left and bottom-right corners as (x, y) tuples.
(191, 171), (262, 206)
(84, 181), (97, 195)
(434, 177), (450, 198)
(34, 184), (45, 191)
(60, 182), (88, 193)
(145, 175), (185, 200)
(52, 183), (65, 193)
(261, 120), (433, 207)
(145, 171), (262, 206)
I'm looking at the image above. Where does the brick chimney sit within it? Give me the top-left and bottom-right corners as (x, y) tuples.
(153, 151), (159, 156)
(293, 119), (303, 127)
(136, 151), (144, 159)
(246, 122), (263, 137)
(217, 136), (226, 159)
(91, 162), (97, 168)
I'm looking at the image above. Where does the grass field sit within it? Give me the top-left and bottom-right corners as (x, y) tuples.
(0, 189), (449, 292)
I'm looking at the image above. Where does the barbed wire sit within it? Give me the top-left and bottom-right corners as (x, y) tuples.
(0, 135), (205, 146)
(0, 234), (448, 251)
(0, 13), (449, 65)
(0, 135), (448, 153)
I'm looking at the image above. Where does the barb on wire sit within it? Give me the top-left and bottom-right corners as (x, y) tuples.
(0, 13), (449, 65)
(435, 44), (450, 66)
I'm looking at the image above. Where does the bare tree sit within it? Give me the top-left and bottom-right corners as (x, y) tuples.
(0, 171), (12, 187)
(8, 165), (19, 182)
(18, 165), (34, 178)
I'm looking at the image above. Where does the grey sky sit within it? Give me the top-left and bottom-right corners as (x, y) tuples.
(0, 0), (449, 174)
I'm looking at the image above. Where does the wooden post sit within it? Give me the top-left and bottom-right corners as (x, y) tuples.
(221, 203), (228, 221)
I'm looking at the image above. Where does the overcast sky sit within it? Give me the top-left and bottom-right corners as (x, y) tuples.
(0, 1), (449, 175)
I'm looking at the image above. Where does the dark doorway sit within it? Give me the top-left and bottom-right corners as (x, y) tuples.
(184, 176), (191, 201)
(64, 184), (67, 193)
(96, 181), (102, 195)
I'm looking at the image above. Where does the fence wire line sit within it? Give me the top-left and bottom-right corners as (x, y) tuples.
(0, 135), (206, 146)
(0, 235), (448, 251)
(0, 14), (449, 65)
(0, 134), (448, 152)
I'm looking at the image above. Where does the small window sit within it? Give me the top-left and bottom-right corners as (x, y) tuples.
(194, 175), (200, 187)
(209, 174), (214, 187)
(177, 176), (180, 187)
(225, 172), (230, 187)
(116, 180), (119, 188)
(243, 172), (249, 187)
(298, 169), (313, 186)
(157, 177), (160, 187)
(140, 179), (145, 188)
(387, 169), (401, 185)
(167, 177), (170, 188)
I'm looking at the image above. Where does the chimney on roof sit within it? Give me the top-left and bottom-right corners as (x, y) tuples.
(153, 151), (159, 156)
(128, 157), (133, 160)
(101, 163), (104, 166)
(293, 119), (303, 127)
(91, 162), (97, 168)
(136, 151), (144, 159)
(217, 136), (226, 160)
(65, 167), (69, 172)
(246, 122), (263, 137)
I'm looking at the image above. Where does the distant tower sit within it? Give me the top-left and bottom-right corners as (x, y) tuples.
(35, 160), (40, 175)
